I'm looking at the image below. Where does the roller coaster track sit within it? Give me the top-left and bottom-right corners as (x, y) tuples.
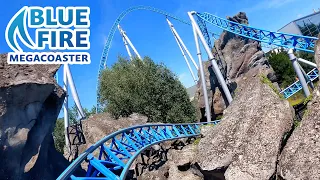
(195, 12), (318, 53)
(57, 121), (220, 180)
(96, 6), (318, 112)
(280, 68), (319, 99)
(96, 6), (215, 112)
(66, 6), (320, 180)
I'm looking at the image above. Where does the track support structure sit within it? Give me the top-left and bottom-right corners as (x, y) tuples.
(188, 11), (233, 104)
(166, 18), (197, 83)
(192, 22), (211, 122)
(117, 25), (142, 60)
(288, 49), (310, 97)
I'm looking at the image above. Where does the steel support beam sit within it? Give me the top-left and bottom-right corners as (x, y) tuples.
(192, 22), (211, 122)
(65, 64), (86, 119)
(297, 58), (317, 68)
(298, 62), (314, 89)
(63, 65), (70, 150)
(118, 25), (142, 60)
(288, 49), (310, 97)
(166, 19), (199, 70)
(118, 25), (133, 60)
(188, 11), (233, 104)
(166, 19), (197, 82)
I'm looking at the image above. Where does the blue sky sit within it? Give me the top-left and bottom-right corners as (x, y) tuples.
(0, 0), (319, 112)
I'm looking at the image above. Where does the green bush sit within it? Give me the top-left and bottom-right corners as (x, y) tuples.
(99, 56), (196, 123)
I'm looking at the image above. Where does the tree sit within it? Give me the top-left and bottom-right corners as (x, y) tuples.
(53, 118), (65, 153)
(99, 56), (196, 123)
(267, 50), (296, 88)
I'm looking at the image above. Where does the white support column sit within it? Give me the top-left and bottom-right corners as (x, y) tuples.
(288, 49), (310, 97)
(63, 65), (70, 149)
(65, 64), (86, 119)
(118, 25), (142, 60)
(118, 25), (133, 60)
(192, 22), (211, 122)
(166, 19), (197, 82)
(297, 58), (317, 68)
(166, 19), (198, 70)
(188, 11), (233, 104)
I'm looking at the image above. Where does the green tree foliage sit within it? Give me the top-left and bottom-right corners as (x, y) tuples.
(267, 50), (296, 88)
(267, 49), (316, 89)
(99, 56), (196, 123)
(53, 118), (65, 153)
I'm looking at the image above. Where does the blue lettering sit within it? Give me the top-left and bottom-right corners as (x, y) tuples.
(75, 31), (88, 48)
(82, 54), (88, 62)
(56, 55), (62, 62)
(47, 55), (54, 61)
(20, 55), (25, 62)
(51, 31), (56, 48)
(9, 55), (18, 62)
(76, 55), (81, 62)
(58, 9), (73, 26)
(63, 54), (68, 61)
(60, 31), (73, 47)
(30, 9), (44, 26)
(26, 55), (33, 62)
(75, 9), (88, 26)
(37, 31), (49, 48)
(41, 55), (46, 61)
(34, 55), (40, 62)
(69, 54), (74, 61)
(46, 9), (57, 26)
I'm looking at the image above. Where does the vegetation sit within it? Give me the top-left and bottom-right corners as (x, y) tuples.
(266, 50), (296, 89)
(53, 104), (96, 153)
(266, 48), (317, 106)
(260, 74), (284, 99)
(99, 56), (196, 123)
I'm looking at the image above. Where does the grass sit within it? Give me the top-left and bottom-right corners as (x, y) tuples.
(260, 74), (285, 99)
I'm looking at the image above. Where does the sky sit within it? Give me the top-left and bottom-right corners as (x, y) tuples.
(0, 0), (319, 113)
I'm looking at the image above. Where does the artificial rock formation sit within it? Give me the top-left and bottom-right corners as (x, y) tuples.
(72, 113), (148, 156)
(195, 12), (271, 120)
(196, 66), (293, 180)
(0, 53), (68, 179)
(276, 34), (320, 180)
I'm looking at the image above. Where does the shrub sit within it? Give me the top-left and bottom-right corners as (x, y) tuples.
(99, 56), (196, 123)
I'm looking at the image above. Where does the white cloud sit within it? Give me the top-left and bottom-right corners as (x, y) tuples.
(297, 13), (302, 18)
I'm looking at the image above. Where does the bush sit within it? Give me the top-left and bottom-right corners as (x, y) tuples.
(99, 56), (196, 123)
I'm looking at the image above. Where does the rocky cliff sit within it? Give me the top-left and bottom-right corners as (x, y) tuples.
(276, 34), (320, 180)
(196, 66), (293, 180)
(195, 12), (273, 120)
(0, 53), (69, 179)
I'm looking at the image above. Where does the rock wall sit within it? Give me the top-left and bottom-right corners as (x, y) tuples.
(195, 12), (273, 120)
(67, 112), (148, 162)
(276, 34), (320, 180)
(0, 53), (69, 179)
(196, 66), (293, 180)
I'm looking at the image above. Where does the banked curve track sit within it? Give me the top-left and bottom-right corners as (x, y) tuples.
(58, 121), (220, 180)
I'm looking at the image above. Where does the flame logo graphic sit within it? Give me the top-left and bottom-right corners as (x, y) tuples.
(5, 6), (35, 52)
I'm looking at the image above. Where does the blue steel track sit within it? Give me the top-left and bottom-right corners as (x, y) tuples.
(60, 5), (320, 180)
(57, 121), (220, 180)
